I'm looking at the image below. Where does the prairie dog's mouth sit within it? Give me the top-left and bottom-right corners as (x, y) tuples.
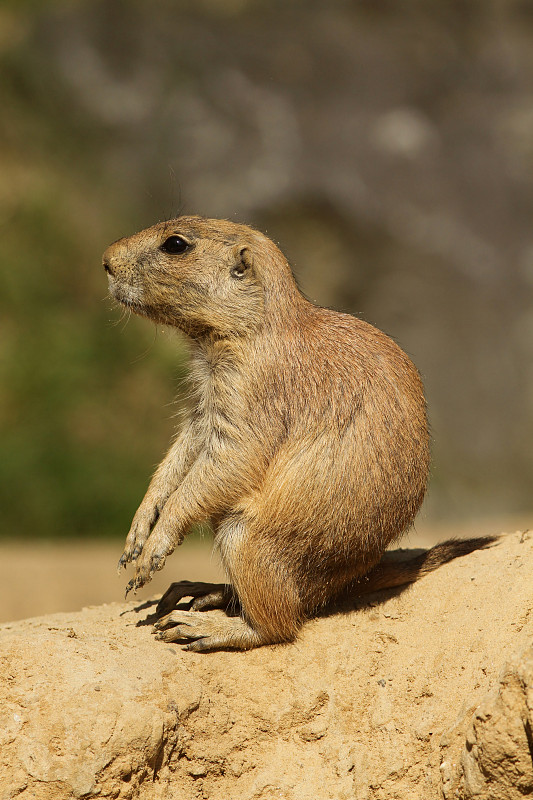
(108, 278), (144, 309)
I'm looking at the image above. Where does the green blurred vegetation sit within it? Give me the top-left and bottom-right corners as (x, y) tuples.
(0, 187), (188, 538)
(0, 5), (189, 538)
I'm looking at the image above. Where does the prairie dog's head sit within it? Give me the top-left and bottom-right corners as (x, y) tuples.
(103, 215), (298, 338)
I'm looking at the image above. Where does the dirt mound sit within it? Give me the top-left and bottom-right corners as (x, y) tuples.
(0, 531), (531, 800)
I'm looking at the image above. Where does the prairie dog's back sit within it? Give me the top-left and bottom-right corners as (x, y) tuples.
(244, 304), (429, 580)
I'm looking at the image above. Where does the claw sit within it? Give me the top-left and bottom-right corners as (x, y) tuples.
(132, 544), (142, 560)
(153, 613), (174, 630)
(184, 640), (210, 652)
(125, 577), (139, 599)
(117, 553), (130, 574)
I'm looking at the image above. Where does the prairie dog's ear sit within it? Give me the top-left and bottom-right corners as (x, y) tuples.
(231, 246), (253, 279)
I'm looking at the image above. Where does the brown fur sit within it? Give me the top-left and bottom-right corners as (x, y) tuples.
(102, 216), (476, 652)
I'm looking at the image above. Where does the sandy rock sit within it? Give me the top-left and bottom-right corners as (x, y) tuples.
(0, 532), (532, 800)
(442, 641), (533, 800)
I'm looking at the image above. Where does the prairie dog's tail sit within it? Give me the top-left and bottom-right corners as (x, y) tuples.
(353, 536), (500, 596)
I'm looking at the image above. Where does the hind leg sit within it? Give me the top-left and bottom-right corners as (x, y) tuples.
(156, 582), (236, 615)
(153, 514), (304, 652)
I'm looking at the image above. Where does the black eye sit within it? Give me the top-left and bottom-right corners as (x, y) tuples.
(160, 235), (190, 255)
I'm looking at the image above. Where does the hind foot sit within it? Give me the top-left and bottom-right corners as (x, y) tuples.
(156, 581), (235, 616)
(153, 610), (268, 652)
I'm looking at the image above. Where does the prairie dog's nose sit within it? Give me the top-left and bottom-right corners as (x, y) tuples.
(102, 240), (125, 277)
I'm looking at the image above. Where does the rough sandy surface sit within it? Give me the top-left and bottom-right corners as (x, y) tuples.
(0, 531), (531, 800)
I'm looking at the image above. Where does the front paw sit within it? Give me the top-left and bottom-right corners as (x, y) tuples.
(124, 523), (182, 597)
(117, 502), (161, 572)
(125, 550), (165, 596)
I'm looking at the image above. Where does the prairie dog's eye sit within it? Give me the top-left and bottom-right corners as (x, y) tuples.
(160, 235), (190, 255)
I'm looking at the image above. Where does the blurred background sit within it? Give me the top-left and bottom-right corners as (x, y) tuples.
(1, 0), (532, 620)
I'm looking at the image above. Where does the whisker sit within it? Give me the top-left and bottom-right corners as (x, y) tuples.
(119, 307), (132, 333)
(130, 324), (159, 364)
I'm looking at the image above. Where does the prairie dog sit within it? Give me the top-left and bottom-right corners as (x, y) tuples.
(103, 216), (486, 652)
